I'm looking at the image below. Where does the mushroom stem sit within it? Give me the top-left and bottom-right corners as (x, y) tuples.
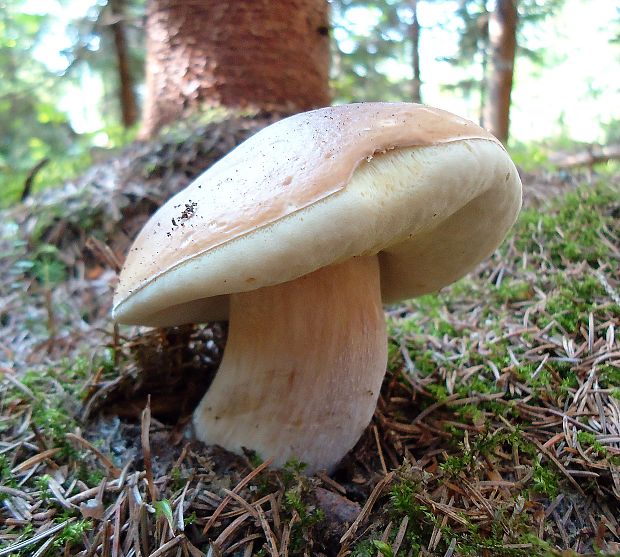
(193, 255), (387, 473)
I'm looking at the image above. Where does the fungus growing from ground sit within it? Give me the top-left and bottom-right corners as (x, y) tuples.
(113, 103), (522, 473)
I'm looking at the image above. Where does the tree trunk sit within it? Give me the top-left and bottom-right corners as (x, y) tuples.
(409, 0), (422, 103)
(110, 0), (138, 128)
(483, 0), (517, 144)
(140, 0), (331, 139)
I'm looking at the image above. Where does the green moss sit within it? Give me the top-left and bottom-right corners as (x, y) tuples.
(351, 539), (381, 557)
(413, 350), (440, 376)
(184, 511), (198, 527)
(372, 540), (395, 557)
(33, 474), (53, 501)
(168, 466), (185, 491)
(531, 458), (560, 498)
(536, 274), (612, 335)
(3, 356), (118, 473)
(78, 465), (106, 487)
(30, 406), (78, 459)
(512, 184), (618, 267)
(386, 339), (402, 373)
(390, 317), (422, 336)
(493, 279), (535, 304)
(459, 375), (502, 396)
(600, 364), (620, 389)
(384, 472), (556, 556)
(516, 363), (553, 390)
(547, 360), (575, 378)
(440, 450), (476, 476)
(53, 519), (93, 549)
(425, 382), (449, 401)
(455, 403), (485, 424)
(390, 481), (421, 516)
(559, 374), (579, 394)
(576, 431), (609, 458)
(279, 459), (325, 553)
(0, 454), (16, 489)
(281, 458), (308, 485)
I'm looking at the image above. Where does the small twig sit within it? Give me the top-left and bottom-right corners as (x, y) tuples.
(112, 496), (122, 557)
(28, 534), (58, 557)
(442, 538), (457, 557)
(211, 512), (251, 550)
(221, 489), (259, 519)
(257, 505), (280, 556)
(280, 511), (299, 557)
(30, 422), (49, 452)
(85, 236), (124, 273)
(21, 157), (49, 201)
(373, 425), (388, 475)
(391, 515), (409, 555)
(147, 534), (184, 557)
(550, 143), (620, 168)
(66, 432), (121, 478)
(317, 472), (347, 494)
(141, 396), (158, 502)
(224, 534), (263, 556)
(113, 323), (121, 368)
(44, 288), (57, 346)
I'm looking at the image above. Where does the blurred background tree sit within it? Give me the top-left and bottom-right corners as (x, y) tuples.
(331, 0), (419, 102)
(449, 0), (564, 142)
(139, 0), (330, 139)
(0, 0), (144, 202)
(0, 1), (76, 201)
(1, 0), (618, 205)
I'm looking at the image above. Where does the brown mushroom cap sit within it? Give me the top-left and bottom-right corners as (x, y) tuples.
(113, 102), (522, 326)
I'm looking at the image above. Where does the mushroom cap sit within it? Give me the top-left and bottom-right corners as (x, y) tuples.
(113, 102), (522, 326)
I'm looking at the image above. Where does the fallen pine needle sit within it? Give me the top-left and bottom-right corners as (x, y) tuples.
(11, 448), (60, 474)
(0, 518), (75, 556)
(147, 534), (184, 557)
(66, 432), (121, 478)
(141, 396), (158, 502)
(203, 458), (273, 535)
(339, 471), (395, 547)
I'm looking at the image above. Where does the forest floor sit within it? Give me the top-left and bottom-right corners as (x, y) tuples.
(0, 116), (619, 557)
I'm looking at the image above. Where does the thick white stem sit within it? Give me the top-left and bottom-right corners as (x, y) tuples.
(192, 255), (387, 473)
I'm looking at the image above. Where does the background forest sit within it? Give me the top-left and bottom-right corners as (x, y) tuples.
(1, 1), (620, 557)
(2, 0), (619, 204)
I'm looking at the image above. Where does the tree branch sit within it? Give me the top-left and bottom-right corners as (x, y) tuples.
(21, 158), (50, 201)
(550, 144), (620, 168)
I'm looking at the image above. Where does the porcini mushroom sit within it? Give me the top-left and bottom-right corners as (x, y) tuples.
(113, 103), (522, 473)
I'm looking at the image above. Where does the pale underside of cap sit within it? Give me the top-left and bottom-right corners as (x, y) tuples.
(113, 103), (522, 326)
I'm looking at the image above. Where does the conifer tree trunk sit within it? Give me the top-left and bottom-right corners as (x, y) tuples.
(110, 0), (138, 128)
(409, 0), (422, 104)
(140, 0), (331, 139)
(483, 0), (517, 144)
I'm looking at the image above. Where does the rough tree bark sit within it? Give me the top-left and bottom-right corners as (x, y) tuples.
(140, 0), (331, 139)
(109, 0), (138, 128)
(483, 0), (518, 144)
(409, 0), (422, 103)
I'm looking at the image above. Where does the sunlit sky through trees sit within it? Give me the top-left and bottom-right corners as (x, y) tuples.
(23, 0), (620, 144)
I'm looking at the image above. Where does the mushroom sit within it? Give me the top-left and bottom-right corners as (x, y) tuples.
(113, 102), (522, 473)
